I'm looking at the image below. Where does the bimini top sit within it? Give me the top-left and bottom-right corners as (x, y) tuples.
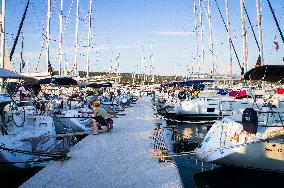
(161, 80), (214, 87)
(39, 77), (78, 86)
(0, 68), (26, 79)
(244, 65), (284, 83)
(85, 82), (112, 88)
(0, 68), (38, 85)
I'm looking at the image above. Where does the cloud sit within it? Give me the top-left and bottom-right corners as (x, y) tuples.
(154, 31), (194, 36)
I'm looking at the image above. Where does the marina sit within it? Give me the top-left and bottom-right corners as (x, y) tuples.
(1, 0), (284, 187)
(21, 97), (182, 188)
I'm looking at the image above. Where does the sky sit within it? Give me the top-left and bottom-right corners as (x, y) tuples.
(2, 0), (284, 76)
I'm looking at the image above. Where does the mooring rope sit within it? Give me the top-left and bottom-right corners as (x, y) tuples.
(0, 145), (67, 159)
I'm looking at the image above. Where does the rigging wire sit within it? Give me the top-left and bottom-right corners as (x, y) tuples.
(213, 0), (243, 74)
(243, 2), (260, 51)
(78, 2), (91, 58)
(9, 0), (30, 63)
(30, 1), (44, 33)
(35, 0), (57, 71)
(266, 0), (284, 44)
(200, 1), (227, 74)
(62, 0), (74, 35)
(30, 0), (49, 71)
(0, 145), (67, 159)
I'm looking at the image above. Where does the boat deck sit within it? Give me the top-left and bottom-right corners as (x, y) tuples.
(20, 97), (182, 188)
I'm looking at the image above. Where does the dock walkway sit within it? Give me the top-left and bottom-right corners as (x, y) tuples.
(21, 97), (182, 188)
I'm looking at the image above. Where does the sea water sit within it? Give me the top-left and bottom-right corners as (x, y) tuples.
(167, 121), (284, 188)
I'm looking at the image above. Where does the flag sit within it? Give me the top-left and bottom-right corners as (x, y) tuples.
(273, 35), (279, 51)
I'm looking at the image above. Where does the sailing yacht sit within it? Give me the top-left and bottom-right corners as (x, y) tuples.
(194, 65), (284, 172)
(0, 69), (67, 170)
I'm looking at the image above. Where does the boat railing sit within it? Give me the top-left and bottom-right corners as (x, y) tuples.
(256, 110), (284, 127)
(218, 100), (236, 119)
(218, 101), (284, 127)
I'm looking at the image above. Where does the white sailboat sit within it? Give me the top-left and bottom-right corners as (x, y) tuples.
(0, 69), (62, 170)
(194, 0), (284, 171)
(0, 1), (69, 170)
(195, 65), (284, 172)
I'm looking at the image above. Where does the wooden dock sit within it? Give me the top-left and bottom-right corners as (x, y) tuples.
(20, 97), (182, 188)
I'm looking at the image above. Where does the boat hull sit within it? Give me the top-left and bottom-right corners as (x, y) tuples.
(208, 141), (284, 172)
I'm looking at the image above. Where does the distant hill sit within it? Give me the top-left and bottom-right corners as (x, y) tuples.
(76, 71), (185, 84)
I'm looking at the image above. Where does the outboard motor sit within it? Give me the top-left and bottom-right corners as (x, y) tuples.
(242, 108), (258, 134)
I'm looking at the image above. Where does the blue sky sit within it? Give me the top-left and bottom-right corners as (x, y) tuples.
(3, 0), (284, 76)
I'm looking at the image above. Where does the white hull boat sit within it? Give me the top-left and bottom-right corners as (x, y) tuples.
(195, 111), (284, 172)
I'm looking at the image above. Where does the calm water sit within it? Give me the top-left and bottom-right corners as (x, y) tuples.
(0, 135), (87, 188)
(164, 121), (284, 188)
(0, 167), (42, 188)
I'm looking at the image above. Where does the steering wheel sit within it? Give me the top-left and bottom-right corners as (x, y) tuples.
(10, 100), (25, 127)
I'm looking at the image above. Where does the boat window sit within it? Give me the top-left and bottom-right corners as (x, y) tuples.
(207, 108), (215, 112)
(205, 136), (211, 142)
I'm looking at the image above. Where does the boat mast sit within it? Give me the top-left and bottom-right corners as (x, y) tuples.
(240, 0), (248, 73)
(256, 0), (263, 65)
(74, 0), (79, 75)
(193, 0), (199, 74)
(115, 53), (120, 83)
(141, 45), (145, 85)
(86, 0), (92, 78)
(58, 0), (63, 76)
(45, 0), (51, 73)
(0, 0), (6, 69)
(0, 0), (5, 92)
(150, 43), (154, 83)
(208, 0), (214, 74)
(225, 0), (233, 76)
(199, 0), (204, 74)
